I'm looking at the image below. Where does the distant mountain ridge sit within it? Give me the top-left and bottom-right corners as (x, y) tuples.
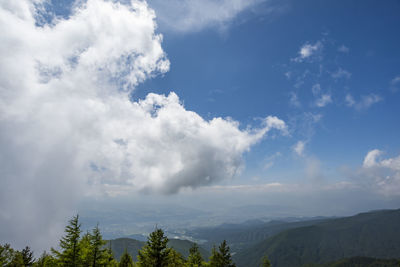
(234, 209), (400, 267)
(187, 217), (331, 252)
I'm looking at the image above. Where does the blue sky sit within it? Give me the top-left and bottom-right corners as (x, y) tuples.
(1, 0), (400, 251)
(139, 0), (400, 184)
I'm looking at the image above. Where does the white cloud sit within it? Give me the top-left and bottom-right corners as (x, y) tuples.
(391, 76), (400, 85)
(262, 151), (281, 170)
(361, 150), (400, 196)
(311, 83), (321, 95)
(289, 91), (301, 107)
(293, 140), (306, 156)
(345, 94), (355, 106)
(148, 0), (265, 33)
(345, 93), (382, 110)
(363, 149), (383, 168)
(315, 94), (332, 107)
(0, 0), (287, 251)
(293, 41), (323, 62)
(390, 75), (400, 92)
(331, 68), (352, 80)
(310, 84), (331, 107)
(337, 45), (349, 53)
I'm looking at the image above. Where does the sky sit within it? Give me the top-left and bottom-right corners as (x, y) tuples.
(1, 0), (400, 252)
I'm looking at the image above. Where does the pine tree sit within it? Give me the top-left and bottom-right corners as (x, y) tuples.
(261, 255), (271, 267)
(119, 249), (134, 267)
(52, 214), (82, 267)
(90, 224), (110, 266)
(0, 244), (14, 266)
(21, 246), (35, 266)
(79, 232), (92, 266)
(9, 250), (25, 266)
(137, 228), (170, 267)
(107, 243), (119, 267)
(166, 248), (184, 267)
(208, 241), (235, 267)
(34, 251), (57, 267)
(186, 243), (203, 267)
(79, 224), (115, 267)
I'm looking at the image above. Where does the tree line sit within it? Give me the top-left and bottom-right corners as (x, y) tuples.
(1, 215), (270, 267)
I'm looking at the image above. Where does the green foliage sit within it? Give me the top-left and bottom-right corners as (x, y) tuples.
(79, 232), (93, 266)
(186, 243), (204, 267)
(261, 255), (271, 267)
(9, 250), (25, 266)
(119, 249), (135, 267)
(52, 214), (82, 266)
(0, 244), (14, 266)
(208, 241), (236, 267)
(107, 237), (210, 263)
(90, 224), (114, 266)
(21, 246), (35, 266)
(137, 228), (170, 267)
(166, 248), (185, 267)
(80, 225), (116, 267)
(0, 244), (35, 267)
(34, 251), (57, 267)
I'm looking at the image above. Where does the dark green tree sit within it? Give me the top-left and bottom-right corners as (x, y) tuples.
(21, 246), (35, 266)
(34, 251), (57, 267)
(208, 241), (235, 267)
(0, 244), (14, 266)
(9, 250), (25, 267)
(90, 224), (111, 266)
(79, 232), (92, 266)
(105, 242), (118, 267)
(186, 243), (203, 267)
(165, 248), (184, 267)
(137, 228), (170, 267)
(119, 249), (134, 267)
(52, 214), (82, 266)
(80, 225), (115, 267)
(261, 255), (271, 267)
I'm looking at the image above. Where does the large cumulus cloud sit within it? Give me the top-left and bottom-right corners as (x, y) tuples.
(0, 0), (286, 250)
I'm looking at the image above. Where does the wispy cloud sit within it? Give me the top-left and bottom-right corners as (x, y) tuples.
(289, 91), (301, 107)
(293, 41), (323, 62)
(311, 84), (332, 107)
(390, 75), (400, 92)
(331, 67), (352, 80)
(337, 44), (349, 53)
(148, 0), (266, 33)
(293, 140), (306, 156)
(315, 94), (332, 107)
(345, 93), (382, 110)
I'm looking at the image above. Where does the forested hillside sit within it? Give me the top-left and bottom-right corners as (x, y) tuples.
(234, 209), (400, 267)
(188, 217), (330, 252)
(304, 256), (400, 267)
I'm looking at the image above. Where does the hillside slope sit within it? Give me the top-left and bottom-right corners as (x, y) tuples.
(305, 256), (400, 267)
(188, 218), (330, 252)
(234, 209), (400, 267)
